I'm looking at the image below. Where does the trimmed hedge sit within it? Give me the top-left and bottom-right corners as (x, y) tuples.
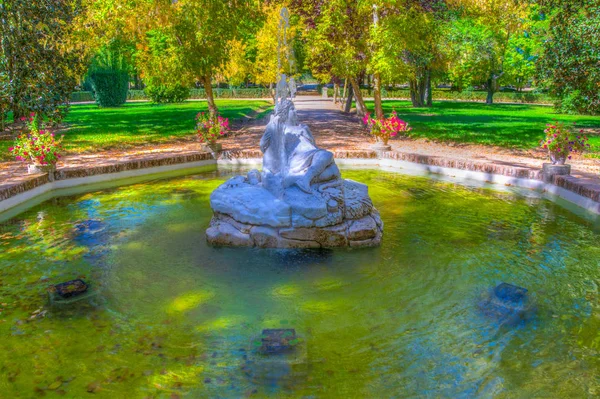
(70, 88), (274, 103)
(90, 70), (129, 107)
(70, 91), (95, 102)
(127, 90), (147, 100)
(327, 88), (553, 105)
(145, 85), (190, 103)
(188, 88), (272, 99)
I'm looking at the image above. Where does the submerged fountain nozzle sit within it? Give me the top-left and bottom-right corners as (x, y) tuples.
(480, 282), (535, 326)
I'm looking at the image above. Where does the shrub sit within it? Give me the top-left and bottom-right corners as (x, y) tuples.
(555, 90), (594, 115)
(10, 113), (63, 167)
(145, 85), (190, 103)
(127, 90), (147, 101)
(69, 91), (95, 103)
(327, 88), (554, 105)
(90, 70), (129, 107)
(189, 88), (272, 99)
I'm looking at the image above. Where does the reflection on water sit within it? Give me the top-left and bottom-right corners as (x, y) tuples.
(0, 169), (599, 398)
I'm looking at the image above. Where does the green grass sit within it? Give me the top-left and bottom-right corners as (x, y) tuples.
(372, 101), (600, 158)
(0, 100), (272, 161)
(3, 100), (600, 162)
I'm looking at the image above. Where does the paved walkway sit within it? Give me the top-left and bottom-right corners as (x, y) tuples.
(1, 96), (599, 203)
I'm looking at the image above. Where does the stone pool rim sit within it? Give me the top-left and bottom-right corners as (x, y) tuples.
(1, 149), (599, 220)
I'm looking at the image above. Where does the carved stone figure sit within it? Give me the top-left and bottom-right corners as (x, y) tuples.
(206, 79), (382, 249)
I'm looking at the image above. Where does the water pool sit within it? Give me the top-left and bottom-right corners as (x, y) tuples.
(0, 168), (599, 398)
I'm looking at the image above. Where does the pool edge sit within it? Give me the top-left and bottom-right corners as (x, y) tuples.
(1, 155), (599, 220)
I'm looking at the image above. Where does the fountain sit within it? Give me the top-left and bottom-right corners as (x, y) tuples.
(206, 82), (383, 248)
(206, 8), (382, 249)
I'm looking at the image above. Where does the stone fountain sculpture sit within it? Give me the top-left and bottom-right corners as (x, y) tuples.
(206, 76), (383, 249)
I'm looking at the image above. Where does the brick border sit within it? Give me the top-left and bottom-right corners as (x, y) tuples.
(1, 148), (599, 214)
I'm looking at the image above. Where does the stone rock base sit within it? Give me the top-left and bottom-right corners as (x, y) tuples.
(206, 210), (383, 249)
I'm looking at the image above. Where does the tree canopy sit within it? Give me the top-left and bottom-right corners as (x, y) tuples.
(0, 0), (87, 123)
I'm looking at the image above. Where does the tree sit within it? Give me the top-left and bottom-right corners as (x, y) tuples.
(299, 0), (372, 116)
(223, 39), (254, 87)
(0, 0), (86, 124)
(80, 0), (256, 116)
(87, 40), (134, 107)
(253, 3), (300, 94)
(537, 0), (600, 114)
(141, 0), (257, 115)
(502, 24), (541, 92)
(373, 1), (449, 108)
(445, 0), (530, 104)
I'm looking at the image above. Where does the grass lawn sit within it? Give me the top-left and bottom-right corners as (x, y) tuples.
(0, 100), (272, 161)
(372, 101), (600, 158)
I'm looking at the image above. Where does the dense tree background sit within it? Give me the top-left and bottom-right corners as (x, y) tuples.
(1, 0), (599, 128)
(537, 0), (600, 115)
(0, 0), (87, 124)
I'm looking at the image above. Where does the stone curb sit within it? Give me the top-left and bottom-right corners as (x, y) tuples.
(1, 148), (599, 213)
(381, 150), (599, 204)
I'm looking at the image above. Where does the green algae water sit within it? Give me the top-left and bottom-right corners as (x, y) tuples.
(1, 169), (599, 398)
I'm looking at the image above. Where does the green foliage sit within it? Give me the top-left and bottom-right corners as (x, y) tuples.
(538, 2), (600, 115)
(145, 85), (190, 104)
(0, 0), (86, 125)
(445, 18), (497, 90)
(302, 0), (372, 82)
(127, 90), (148, 101)
(69, 88), (273, 103)
(90, 70), (129, 107)
(70, 91), (95, 103)
(189, 88), (272, 99)
(0, 57), (9, 130)
(444, 1), (530, 103)
(373, 1), (449, 107)
(328, 88), (553, 104)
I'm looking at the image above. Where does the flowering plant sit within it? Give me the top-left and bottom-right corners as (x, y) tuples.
(196, 112), (230, 145)
(10, 113), (63, 167)
(540, 121), (590, 165)
(362, 110), (410, 144)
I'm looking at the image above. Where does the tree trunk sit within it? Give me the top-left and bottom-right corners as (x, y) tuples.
(425, 70), (432, 107)
(333, 83), (339, 104)
(269, 82), (275, 103)
(202, 74), (218, 116)
(373, 73), (384, 119)
(344, 83), (354, 113)
(349, 77), (367, 117)
(486, 77), (494, 105)
(409, 79), (425, 107)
